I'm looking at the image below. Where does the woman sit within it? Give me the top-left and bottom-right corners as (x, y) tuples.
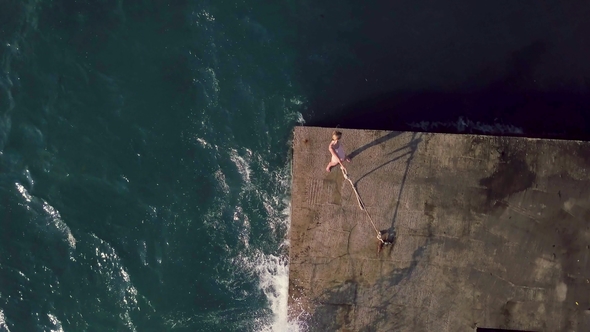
(326, 130), (351, 172)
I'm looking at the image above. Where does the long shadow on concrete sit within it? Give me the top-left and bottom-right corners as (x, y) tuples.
(348, 132), (423, 254)
(360, 135), (429, 329)
(348, 131), (402, 160)
(353, 133), (422, 185)
(390, 132), (422, 227)
(381, 133), (423, 254)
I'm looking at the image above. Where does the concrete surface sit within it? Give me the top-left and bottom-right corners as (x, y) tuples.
(289, 126), (590, 332)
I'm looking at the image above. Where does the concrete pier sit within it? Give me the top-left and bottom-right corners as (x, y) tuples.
(289, 126), (590, 332)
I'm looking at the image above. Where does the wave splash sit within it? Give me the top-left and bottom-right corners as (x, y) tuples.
(253, 251), (304, 332)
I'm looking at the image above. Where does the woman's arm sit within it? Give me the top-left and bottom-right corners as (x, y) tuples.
(328, 141), (339, 158)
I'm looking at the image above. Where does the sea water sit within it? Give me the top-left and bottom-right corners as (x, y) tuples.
(1, 1), (588, 331)
(0, 1), (304, 331)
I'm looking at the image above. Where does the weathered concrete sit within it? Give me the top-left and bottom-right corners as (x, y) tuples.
(289, 126), (590, 332)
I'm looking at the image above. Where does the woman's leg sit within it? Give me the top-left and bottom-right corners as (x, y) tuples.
(326, 160), (339, 172)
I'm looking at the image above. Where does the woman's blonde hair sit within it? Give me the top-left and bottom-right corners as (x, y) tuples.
(332, 131), (342, 140)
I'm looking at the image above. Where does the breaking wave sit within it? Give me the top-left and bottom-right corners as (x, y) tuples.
(15, 182), (77, 252)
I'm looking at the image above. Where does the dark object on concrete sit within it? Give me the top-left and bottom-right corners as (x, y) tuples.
(289, 126), (590, 332)
(378, 230), (395, 255)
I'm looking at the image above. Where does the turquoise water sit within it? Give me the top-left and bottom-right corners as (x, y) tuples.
(1, 1), (589, 331)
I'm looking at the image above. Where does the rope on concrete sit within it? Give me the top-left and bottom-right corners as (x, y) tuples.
(340, 165), (385, 244)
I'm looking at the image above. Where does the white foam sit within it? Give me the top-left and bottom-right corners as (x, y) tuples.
(139, 240), (148, 266)
(47, 313), (64, 332)
(17, 270), (29, 282)
(290, 97), (303, 106)
(250, 161), (306, 331)
(192, 9), (216, 26)
(214, 169), (230, 194)
(91, 234), (138, 331)
(15, 182), (32, 203)
(196, 137), (210, 148)
(223, 154), (305, 331)
(24, 168), (34, 187)
(255, 253), (293, 332)
(14, 182), (77, 252)
(205, 67), (220, 91)
(280, 97), (306, 125)
(197, 67), (220, 107)
(233, 205), (251, 249)
(230, 148), (252, 183)
(0, 309), (10, 332)
(270, 163), (308, 331)
(232, 247), (304, 332)
(295, 112), (305, 125)
(42, 201), (76, 250)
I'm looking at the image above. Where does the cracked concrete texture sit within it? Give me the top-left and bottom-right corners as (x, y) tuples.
(289, 126), (590, 332)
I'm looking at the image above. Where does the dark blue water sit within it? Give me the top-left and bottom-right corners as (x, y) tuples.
(1, 1), (301, 331)
(1, 1), (589, 331)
